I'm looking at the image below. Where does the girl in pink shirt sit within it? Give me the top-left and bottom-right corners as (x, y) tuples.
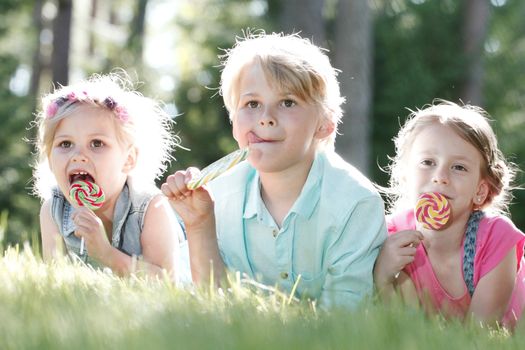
(374, 100), (524, 329)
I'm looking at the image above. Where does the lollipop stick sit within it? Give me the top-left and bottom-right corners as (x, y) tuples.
(80, 237), (85, 255)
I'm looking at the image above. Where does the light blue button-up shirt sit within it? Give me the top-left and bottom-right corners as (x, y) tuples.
(209, 150), (387, 309)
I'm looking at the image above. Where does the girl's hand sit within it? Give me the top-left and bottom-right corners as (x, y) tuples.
(72, 207), (112, 263)
(374, 230), (423, 288)
(161, 168), (214, 229)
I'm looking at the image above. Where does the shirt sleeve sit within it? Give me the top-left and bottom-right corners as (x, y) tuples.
(475, 215), (525, 281)
(318, 195), (388, 309)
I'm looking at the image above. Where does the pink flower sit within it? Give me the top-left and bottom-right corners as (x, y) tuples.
(114, 106), (129, 122)
(46, 102), (59, 118)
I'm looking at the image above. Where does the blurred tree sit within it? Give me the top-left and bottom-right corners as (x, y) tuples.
(333, 0), (373, 175)
(273, 0), (326, 44)
(0, 0), (41, 248)
(51, 0), (73, 85)
(460, 0), (490, 105)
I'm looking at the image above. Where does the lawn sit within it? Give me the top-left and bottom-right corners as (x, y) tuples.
(0, 247), (522, 350)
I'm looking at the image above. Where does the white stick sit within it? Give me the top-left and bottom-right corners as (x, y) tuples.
(80, 237), (85, 255)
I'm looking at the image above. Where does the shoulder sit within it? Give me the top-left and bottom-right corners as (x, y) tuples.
(475, 213), (525, 276)
(386, 209), (415, 235)
(478, 214), (524, 243)
(319, 151), (382, 205)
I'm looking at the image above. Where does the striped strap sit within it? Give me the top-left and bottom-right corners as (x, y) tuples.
(463, 210), (484, 297)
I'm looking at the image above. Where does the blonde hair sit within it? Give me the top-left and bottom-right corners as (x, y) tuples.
(32, 72), (177, 199)
(219, 30), (345, 150)
(387, 100), (516, 215)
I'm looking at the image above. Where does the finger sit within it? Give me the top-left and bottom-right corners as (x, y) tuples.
(392, 231), (423, 247)
(166, 172), (192, 198)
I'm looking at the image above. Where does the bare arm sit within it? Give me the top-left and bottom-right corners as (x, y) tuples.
(161, 169), (225, 285)
(468, 247), (517, 325)
(39, 199), (64, 260)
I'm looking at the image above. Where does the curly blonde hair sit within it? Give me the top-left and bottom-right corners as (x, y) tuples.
(32, 72), (177, 199)
(387, 100), (517, 215)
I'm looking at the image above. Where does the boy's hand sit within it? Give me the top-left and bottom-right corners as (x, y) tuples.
(374, 230), (423, 287)
(161, 168), (214, 229)
(71, 207), (112, 262)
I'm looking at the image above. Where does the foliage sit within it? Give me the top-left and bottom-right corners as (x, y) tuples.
(0, 1), (41, 248)
(0, 247), (524, 350)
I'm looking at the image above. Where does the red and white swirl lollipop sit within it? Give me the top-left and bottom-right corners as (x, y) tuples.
(69, 180), (105, 255)
(69, 180), (105, 210)
(415, 192), (451, 230)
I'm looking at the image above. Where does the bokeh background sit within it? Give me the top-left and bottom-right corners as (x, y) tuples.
(0, 0), (524, 250)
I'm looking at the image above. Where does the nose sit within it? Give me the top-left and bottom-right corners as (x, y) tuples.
(71, 148), (88, 163)
(432, 166), (449, 185)
(258, 107), (277, 127)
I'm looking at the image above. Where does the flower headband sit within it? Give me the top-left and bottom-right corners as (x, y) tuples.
(45, 91), (129, 122)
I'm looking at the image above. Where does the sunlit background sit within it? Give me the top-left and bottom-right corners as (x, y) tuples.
(0, 0), (524, 250)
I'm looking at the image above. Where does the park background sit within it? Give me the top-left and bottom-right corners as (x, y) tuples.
(0, 0), (524, 249)
(1, 1), (525, 349)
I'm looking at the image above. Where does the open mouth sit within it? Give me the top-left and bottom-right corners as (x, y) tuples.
(69, 171), (95, 185)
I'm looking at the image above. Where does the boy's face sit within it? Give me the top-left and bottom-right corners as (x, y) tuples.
(232, 63), (333, 174)
(48, 105), (135, 210)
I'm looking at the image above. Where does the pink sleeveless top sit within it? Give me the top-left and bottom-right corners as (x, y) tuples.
(388, 210), (525, 328)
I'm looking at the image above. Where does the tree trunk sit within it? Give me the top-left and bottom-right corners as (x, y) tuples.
(276, 0), (325, 45)
(461, 0), (490, 106)
(29, 0), (44, 111)
(127, 0), (148, 60)
(333, 0), (372, 175)
(51, 0), (73, 86)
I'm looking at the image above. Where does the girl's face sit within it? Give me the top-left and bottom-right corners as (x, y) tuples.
(405, 122), (488, 223)
(49, 105), (135, 209)
(232, 62), (333, 174)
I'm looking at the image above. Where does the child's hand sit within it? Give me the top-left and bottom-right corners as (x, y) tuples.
(71, 207), (112, 262)
(374, 230), (423, 287)
(161, 168), (214, 229)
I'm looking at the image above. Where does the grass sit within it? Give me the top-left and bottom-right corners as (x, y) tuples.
(0, 246), (523, 350)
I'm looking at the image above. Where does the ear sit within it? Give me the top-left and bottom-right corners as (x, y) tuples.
(473, 180), (489, 206)
(123, 147), (137, 173)
(314, 119), (335, 140)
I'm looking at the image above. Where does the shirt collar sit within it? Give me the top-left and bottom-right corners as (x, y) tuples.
(242, 151), (323, 222)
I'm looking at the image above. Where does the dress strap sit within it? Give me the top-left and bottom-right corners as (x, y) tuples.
(463, 210), (484, 297)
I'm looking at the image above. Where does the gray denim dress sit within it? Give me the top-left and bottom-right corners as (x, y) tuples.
(50, 181), (155, 265)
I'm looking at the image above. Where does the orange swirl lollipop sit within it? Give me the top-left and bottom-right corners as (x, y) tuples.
(69, 180), (105, 210)
(187, 148), (249, 190)
(415, 192), (451, 230)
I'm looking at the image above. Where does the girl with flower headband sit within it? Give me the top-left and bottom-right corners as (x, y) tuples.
(33, 72), (184, 279)
(373, 100), (524, 329)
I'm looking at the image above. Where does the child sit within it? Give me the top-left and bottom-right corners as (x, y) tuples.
(161, 31), (387, 308)
(373, 100), (524, 329)
(33, 73), (184, 279)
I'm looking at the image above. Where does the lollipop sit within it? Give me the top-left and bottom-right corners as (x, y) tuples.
(69, 180), (105, 256)
(415, 192), (451, 230)
(69, 180), (105, 210)
(187, 148), (249, 190)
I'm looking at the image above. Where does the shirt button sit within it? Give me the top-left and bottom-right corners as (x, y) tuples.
(280, 272), (289, 279)
(272, 228), (278, 237)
